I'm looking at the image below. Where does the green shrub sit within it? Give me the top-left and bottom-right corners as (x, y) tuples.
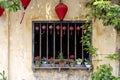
(92, 64), (120, 80)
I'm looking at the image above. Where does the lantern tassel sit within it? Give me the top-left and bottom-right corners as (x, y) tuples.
(20, 12), (25, 24)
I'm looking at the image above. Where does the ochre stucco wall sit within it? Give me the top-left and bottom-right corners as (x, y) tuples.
(0, 0), (119, 80)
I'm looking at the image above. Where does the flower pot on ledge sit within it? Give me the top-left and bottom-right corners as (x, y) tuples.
(59, 62), (65, 67)
(35, 60), (40, 67)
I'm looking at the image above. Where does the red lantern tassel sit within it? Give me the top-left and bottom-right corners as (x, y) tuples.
(20, 12), (25, 24)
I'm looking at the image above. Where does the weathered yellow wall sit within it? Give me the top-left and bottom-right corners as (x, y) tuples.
(0, 13), (8, 79)
(0, 0), (119, 80)
(92, 19), (118, 75)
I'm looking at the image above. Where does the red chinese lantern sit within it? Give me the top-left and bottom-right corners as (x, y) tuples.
(76, 26), (80, 35)
(62, 26), (66, 34)
(42, 25), (46, 33)
(42, 25), (46, 30)
(0, 6), (4, 16)
(55, 0), (68, 21)
(69, 26), (74, 35)
(49, 25), (53, 34)
(56, 25), (60, 34)
(76, 26), (80, 31)
(21, 0), (31, 9)
(35, 26), (39, 31)
(20, 0), (31, 24)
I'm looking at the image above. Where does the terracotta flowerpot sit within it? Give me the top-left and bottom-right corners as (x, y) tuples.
(59, 62), (65, 67)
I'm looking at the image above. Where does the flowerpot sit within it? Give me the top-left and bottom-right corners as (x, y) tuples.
(70, 63), (75, 67)
(35, 61), (40, 67)
(42, 61), (47, 64)
(41, 64), (51, 67)
(76, 62), (81, 65)
(59, 62), (65, 67)
(86, 64), (91, 68)
(51, 63), (56, 67)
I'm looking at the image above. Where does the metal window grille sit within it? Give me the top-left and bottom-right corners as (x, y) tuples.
(32, 20), (91, 65)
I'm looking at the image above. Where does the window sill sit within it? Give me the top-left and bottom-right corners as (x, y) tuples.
(32, 64), (92, 71)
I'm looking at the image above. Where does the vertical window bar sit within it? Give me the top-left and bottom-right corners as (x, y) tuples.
(82, 27), (84, 62)
(53, 23), (55, 59)
(74, 24), (77, 60)
(67, 23), (69, 59)
(46, 23), (48, 59)
(39, 23), (41, 57)
(32, 23), (35, 65)
(60, 23), (62, 53)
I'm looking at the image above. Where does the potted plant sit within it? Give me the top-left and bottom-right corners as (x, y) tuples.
(69, 54), (75, 67)
(76, 58), (82, 65)
(34, 56), (41, 67)
(58, 53), (65, 67)
(69, 59), (75, 67)
(50, 57), (56, 67)
(85, 59), (92, 68)
(41, 57), (47, 64)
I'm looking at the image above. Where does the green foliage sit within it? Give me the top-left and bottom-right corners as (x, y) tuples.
(76, 58), (82, 62)
(85, 59), (92, 65)
(58, 53), (65, 62)
(0, 71), (7, 80)
(92, 64), (120, 80)
(81, 22), (97, 55)
(106, 53), (119, 60)
(41, 57), (47, 62)
(0, 0), (20, 12)
(86, 0), (120, 31)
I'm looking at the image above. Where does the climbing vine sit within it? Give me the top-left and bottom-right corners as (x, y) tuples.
(81, 21), (97, 56)
(86, 0), (120, 31)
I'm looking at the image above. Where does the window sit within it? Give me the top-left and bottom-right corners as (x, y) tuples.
(32, 20), (92, 68)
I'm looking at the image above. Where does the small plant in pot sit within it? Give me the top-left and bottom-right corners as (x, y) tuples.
(69, 59), (75, 67)
(41, 57), (47, 64)
(50, 57), (56, 67)
(85, 59), (92, 68)
(76, 58), (82, 65)
(58, 52), (65, 67)
(69, 54), (75, 67)
(34, 56), (41, 67)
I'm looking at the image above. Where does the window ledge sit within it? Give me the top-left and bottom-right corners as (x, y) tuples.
(32, 64), (92, 71)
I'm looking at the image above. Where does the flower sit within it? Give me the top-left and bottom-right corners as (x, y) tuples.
(70, 54), (75, 59)
(83, 27), (88, 30)
(35, 56), (41, 60)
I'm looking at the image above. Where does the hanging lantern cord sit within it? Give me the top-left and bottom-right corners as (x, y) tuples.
(60, 0), (62, 3)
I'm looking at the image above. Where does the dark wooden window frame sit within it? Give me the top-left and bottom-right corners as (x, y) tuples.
(32, 20), (92, 70)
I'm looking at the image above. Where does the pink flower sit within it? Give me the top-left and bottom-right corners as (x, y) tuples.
(70, 54), (75, 59)
(35, 56), (41, 60)
(83, 27), (88, 30)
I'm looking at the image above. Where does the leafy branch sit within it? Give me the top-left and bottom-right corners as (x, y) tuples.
(0, 71), (7, 80)
(86, 0), (120, 31)
(81, 21), (97, 56)
(0, 0), (21, 12)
